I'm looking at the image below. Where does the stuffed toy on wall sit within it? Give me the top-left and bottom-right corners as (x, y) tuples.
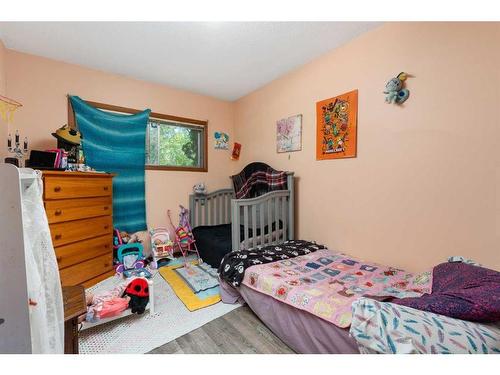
(384, 72), (410, 104)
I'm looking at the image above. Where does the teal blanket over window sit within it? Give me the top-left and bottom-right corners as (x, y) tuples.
(69, 96), (151, 232)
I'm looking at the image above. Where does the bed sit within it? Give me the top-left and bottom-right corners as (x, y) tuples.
(218, 241), (433, 353)
(190, 162), (294, 268)
(220, 279), (359, 353)
(219, 243), (500, 354)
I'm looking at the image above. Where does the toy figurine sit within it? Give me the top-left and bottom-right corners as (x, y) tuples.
(193, 182), (207, 195)
(384, 72), (410, 104)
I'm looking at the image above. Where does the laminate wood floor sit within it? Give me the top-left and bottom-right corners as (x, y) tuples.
(148, 305), (295, 354)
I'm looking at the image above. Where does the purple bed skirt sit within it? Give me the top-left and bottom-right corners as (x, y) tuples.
(219, 279), (359, 354)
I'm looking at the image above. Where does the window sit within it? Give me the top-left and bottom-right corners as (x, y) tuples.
(146, 118), (206, 171)
(68, 97), (208, 172)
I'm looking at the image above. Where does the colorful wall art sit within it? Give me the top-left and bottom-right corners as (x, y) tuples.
(214, 131), (229, 150)
(276, 114), (302, 153)
(231, 142), (241, 160)
(316, 90), (358, 160)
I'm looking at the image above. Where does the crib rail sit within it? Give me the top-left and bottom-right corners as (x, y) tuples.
(231, 187), (294, 251)
(189, 172), (295, 252)
(189, 188), (234, 227)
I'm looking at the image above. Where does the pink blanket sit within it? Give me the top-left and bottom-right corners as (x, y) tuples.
(242, 249), (432, 328)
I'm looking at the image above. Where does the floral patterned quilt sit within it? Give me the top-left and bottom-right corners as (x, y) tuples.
(242, 249), (432, 328)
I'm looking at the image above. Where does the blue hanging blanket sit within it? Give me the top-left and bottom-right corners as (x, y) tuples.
(69, 96), (150, 232)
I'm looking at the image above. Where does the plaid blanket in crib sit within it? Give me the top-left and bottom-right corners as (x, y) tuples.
(231, 162), (288, 199)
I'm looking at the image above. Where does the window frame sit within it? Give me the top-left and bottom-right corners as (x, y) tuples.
(68, 97), (208, 172)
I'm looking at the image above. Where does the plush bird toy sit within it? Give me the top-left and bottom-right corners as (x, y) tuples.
(384, 72), (410, 104)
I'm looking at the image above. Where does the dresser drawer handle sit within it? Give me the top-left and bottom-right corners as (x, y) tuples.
(54, 186), (61, 192)
(104, 262), (110, 267)
(103, 186), (109, 191)
(103, 206), (109, 211)
(55, 234), (62, 240)
(104, 225), (109, 230)
(54, 210), (63, 216)
(56, 256), (62, 263)
(104, 244), (110, 249)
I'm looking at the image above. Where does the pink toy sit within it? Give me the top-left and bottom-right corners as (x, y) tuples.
(167, 205), (201, 266)
(149, 227), (175, 268)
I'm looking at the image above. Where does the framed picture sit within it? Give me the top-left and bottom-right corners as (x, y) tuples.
(316, 90), (358, 160)
(231, 142), (241, 160)
(277, 114), (302, 153)
(214, 131), (229, 150)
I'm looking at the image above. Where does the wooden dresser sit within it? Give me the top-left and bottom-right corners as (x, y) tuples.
(42, 171), (116, 288)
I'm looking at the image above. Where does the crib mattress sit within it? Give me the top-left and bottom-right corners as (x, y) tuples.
(193, 222), (283, 268)
(192, 224), (233, 268)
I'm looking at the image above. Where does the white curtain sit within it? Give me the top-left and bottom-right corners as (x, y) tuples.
(22, 171), (64, 354)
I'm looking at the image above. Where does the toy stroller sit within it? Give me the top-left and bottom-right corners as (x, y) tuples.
(167, 205), (201, 266)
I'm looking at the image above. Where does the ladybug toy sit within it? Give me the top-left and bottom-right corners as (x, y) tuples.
(123, 278), (149, 314)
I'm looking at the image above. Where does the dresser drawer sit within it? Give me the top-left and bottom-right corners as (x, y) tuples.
(44, 176), (112, 200)
(55, 234), (112, 269)
(46, 196), (112, 224)
(59, 253), (113, 286)
(50, 216), (112, 247)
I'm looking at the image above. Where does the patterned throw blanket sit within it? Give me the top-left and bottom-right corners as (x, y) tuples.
(231, 162), (288, 199)
(241, 248), (433, 328)
(219, 240), (326, 286)
(392, 262), (500, 322)
(351, 298), (500, 354)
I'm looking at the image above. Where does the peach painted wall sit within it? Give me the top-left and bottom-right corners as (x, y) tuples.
(4, 49), (236, 228)
(234, 22), (500, 272)
(0, 40), (5, 94)
(0, 40), (7, 160)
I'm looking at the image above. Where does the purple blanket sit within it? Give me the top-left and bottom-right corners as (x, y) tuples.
(393, 262), (500, 322)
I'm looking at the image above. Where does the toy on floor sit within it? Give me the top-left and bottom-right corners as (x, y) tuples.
(81, 278), (131, 323)
(114, 228), (152, 259)
(167, 205), (201, 267)
(123, 278), (150, 314)
(115, 242), (152, 278)
(149, 227), (175, 269)
(80, 276), (151, 323)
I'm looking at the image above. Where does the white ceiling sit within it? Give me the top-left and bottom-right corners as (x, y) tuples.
(0, 22), (381, 101)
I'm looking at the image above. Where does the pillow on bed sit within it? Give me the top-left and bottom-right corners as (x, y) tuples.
(392, 262), (500, 323)
(447, 255), (482, 267)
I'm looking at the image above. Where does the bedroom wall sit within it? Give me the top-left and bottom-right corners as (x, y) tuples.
(3, 49), (236, 228)
(234, 22), (500, 272)
(0, 40), (7, 160)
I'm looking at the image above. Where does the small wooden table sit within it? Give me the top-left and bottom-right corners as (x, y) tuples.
(63, 285), (87, 354)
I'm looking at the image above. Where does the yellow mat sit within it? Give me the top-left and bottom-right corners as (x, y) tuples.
(159, 263), (221, 312)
